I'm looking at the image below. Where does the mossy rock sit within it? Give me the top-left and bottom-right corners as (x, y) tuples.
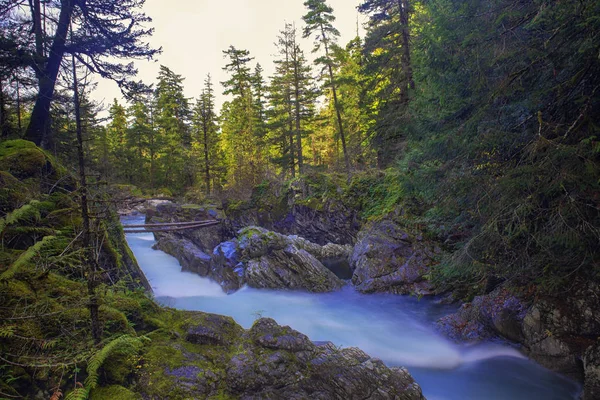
(0, 170), (29, 212)
(90, 385), (141, 400)
(0, 140), (52, 180)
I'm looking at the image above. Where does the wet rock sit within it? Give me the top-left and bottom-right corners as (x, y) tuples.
(437, 288), (528, 343)
(210, 240), (244, 293)
(244, 244), (344, 292)
(584, 343), (600, 400)
(209, 227), (346, 293)
(249, 318), (315, 352)
(137, 311), (425, 400)
(153, 236), (211, 276)
(185, 313), (243, 346)
(351, 220), (434, 295)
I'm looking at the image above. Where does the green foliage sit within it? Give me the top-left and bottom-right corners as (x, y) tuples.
(0, 235), (57, 281)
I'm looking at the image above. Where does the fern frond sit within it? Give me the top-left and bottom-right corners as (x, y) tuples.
(0, 236), (57, 281)
(63, 387), (89, 400)
(0, 325), (16, 338)
(2, 200), (42, 233)
(84, 335), (145, 391)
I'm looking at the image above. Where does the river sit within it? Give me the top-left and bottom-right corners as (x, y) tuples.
(123, 215), (581, 400)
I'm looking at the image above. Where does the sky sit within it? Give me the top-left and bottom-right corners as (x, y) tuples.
(91, 0), (366, 112)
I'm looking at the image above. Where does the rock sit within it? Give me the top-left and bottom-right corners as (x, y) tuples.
(249, 318), (315, 352)
(185, 313), (244, 346)
(137, 312), (425, 400)
(237, 227), (345, 292)
(350, 220), (434, 295)
(437, 287), (528, 343)
(438, 281), (600, 391)
(584, 343), (600, 400)
(244, 244), (344, 292)
(210, 240), (244, 293)
(224, 189), (361, 246)
(207, 227), (346, 293)
(153, 236), (211, 276)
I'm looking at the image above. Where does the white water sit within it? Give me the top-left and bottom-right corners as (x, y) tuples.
(124, 216), (581, 400)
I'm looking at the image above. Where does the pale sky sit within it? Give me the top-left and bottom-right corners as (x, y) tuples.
(91, 0), (365, 113)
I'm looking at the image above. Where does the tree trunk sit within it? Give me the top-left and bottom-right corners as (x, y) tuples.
(293, 46), (304, 175)
(321, 24), (351, 180)
(398, 0), (415, 94)
(72, 54), (101, 345)
(203, 122), (211, 195)
(0, 78), (6, 138)
(25, 0), (74, 146)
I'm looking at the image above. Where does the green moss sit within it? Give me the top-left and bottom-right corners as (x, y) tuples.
(90, 385), (141, 400)
(0, 171), (29, 212)
(0, 140), (50, 180)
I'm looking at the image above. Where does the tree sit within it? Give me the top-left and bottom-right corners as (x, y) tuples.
(106, 99), (128, 181)
(359, 0), (416, 166)
(0, 0), (159, 147)
(155, 65), (191, 190)
(193, 74), (221, 195)
(221, 46), (265, 186)
(303, 0), (351, 178)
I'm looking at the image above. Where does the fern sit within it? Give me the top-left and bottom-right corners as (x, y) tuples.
(0, 235), (57, 281)
(63, 334), (147, 400)
(1, 200), (42, 233)
(0, 325), (16, 338)
(64, 387), (89, 400)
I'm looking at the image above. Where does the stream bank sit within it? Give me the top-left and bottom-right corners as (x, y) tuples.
(124, 215), (582, 399)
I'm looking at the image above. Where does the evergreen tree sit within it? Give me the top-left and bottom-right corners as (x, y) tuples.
(155, 65), (192, 190)
(303, 0), (351, 178)
(106, 99), (128, 181)
(221, 47), (264, 186)
(193, 74), (221, 195)
(359, 0), (416, 166)
(0, 0), (160, 147)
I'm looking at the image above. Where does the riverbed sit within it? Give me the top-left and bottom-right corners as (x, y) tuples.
(123, 215), (581, 400)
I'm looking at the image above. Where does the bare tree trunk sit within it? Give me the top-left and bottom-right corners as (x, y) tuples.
(72, 54), (101, 345)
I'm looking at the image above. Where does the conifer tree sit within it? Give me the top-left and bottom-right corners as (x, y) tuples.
(193, 74), (221, 195)
(303, 0), (351, 178)
(0, 0), (161, 147)
(155, 65), (191, 190)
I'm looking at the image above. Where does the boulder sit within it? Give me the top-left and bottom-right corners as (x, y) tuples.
(210, 240), (244, 293)
(436, 287), (528, 343)
(438, 281), (600, 392)
(350, 220), (435, 295)
(244, 244), (344, 292)
(236, 227), (345, 292)
(584, 343), (600, 400)
(136, 312), (425, 400)
(153, 236), (211, 276)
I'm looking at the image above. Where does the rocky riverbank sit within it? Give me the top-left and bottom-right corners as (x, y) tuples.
(127, 310), (425, 400)
(142, 199), (599, 399)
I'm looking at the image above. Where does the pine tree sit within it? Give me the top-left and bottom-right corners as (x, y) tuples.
(303, 0), (351, 178)
(155, 65), (192, 191)
(193, 74), (221, 195)
(359, 0), (416, 167)
(106, 99), (128, 181)
(3, 0), (161, 147)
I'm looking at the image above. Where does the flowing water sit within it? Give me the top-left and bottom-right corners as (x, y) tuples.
(123, 215), (581, 400)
